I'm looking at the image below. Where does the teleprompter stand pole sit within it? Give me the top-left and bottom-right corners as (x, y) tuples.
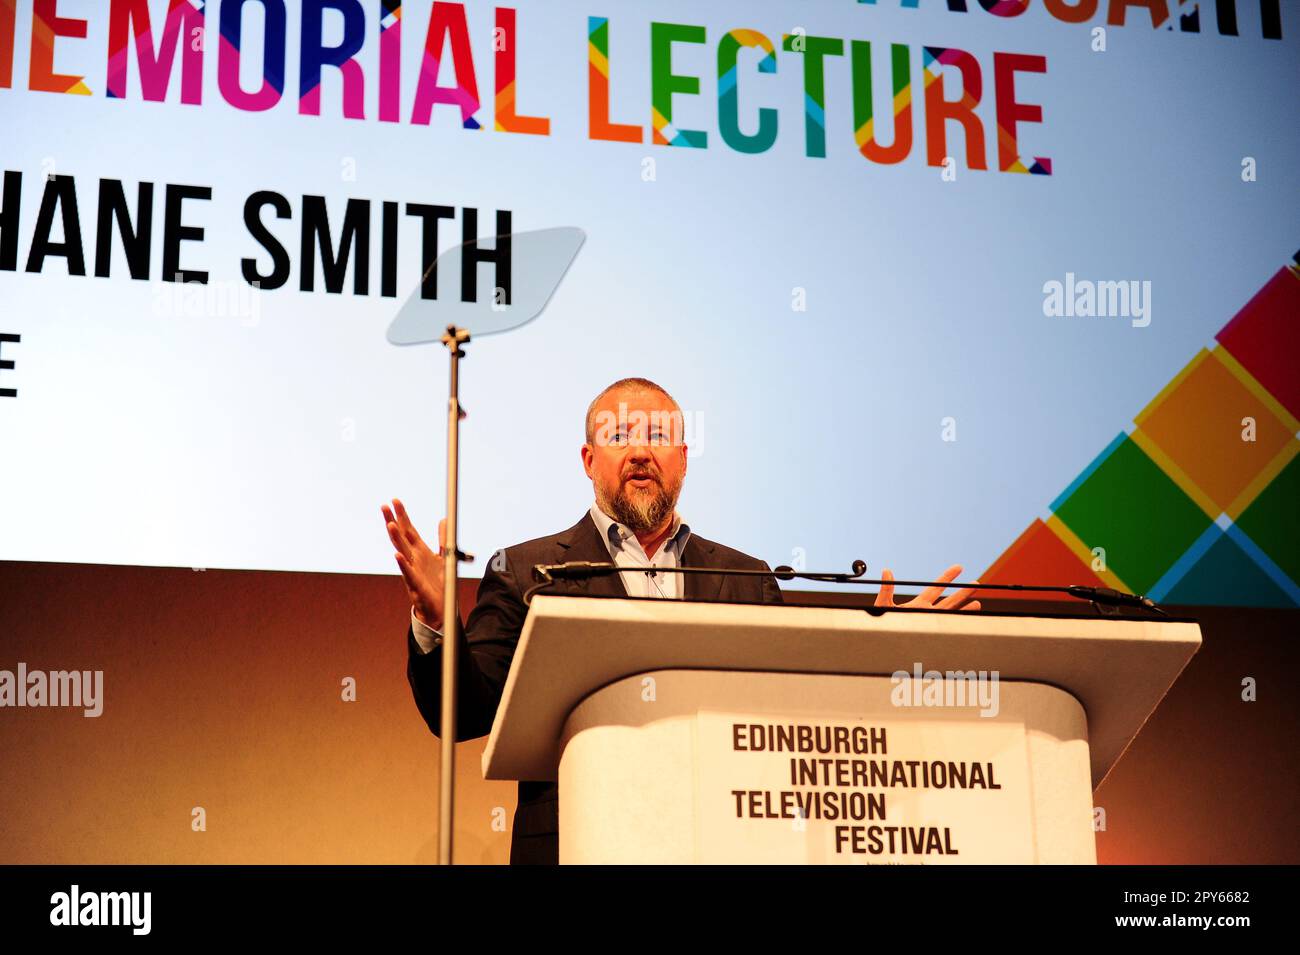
(438, 324), (472, 865)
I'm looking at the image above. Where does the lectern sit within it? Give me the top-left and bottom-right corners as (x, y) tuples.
(481, 595), (1201, 864)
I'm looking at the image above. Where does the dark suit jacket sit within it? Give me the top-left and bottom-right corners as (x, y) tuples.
(406, 509), (784, 864)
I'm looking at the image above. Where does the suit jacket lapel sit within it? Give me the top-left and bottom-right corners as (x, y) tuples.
(553, 512), (629, 598)
(682, 534), (725, 603)
(552, 511), (726, 602)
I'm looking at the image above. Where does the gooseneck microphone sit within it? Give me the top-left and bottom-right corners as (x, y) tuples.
(536, 560), (623, 580)
(526, 559), (1167, 616)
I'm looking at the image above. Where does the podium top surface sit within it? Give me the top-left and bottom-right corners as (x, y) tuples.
(481, 596), (1201, 788)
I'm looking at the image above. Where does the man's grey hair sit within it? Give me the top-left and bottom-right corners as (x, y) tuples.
(585, 377), (681, 444)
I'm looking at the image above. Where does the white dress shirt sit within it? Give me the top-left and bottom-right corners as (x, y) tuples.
(410, 502), (691, 654)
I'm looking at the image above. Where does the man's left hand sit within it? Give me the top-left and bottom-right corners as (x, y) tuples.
(874, 564), (982, 612)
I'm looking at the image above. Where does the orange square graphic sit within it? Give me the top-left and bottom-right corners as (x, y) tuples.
(1133, 349), (1297, 517)
(980, 519), (1106, 599)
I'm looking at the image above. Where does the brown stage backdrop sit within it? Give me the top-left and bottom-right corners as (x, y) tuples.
(0, 560), (1295, 864)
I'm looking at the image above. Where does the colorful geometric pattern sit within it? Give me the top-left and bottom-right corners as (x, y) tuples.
(0, 0), (13, 89)
(29, 0), (93, 95)
(410, 1), (480, 129)
(587, 16), (641, 144)
(106, 0), (205, 103)
(781, 34), (844, 159)
(983, 254), (1300, 607)
(298, 0), (365, 118)
(494, 7), (549, 136)
(718, 30), (777, 154)
(852, 40), (912, 165)
(922, 46), (1051, 175)
(217, 0), (286, 111)
(651, 22), (707, 148)
(378, 1), (401, 123)
(921, 47), (987, 171)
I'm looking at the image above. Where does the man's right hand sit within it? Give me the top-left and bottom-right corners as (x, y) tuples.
(382, 498), (447, 631)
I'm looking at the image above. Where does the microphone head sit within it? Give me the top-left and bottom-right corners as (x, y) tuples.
(773, 565), (796, 581)
(851, 560), (867, 577)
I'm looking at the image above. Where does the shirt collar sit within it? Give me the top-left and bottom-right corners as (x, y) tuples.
(589, 501), (691, 554)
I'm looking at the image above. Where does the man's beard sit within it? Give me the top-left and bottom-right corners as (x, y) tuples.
(598, 469), (682, 533)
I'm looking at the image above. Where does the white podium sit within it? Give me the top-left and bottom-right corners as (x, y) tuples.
(482, 596), (1201, 864)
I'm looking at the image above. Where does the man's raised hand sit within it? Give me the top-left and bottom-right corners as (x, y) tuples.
(874, 564), (982, 612)
(382, 498), (447, 630)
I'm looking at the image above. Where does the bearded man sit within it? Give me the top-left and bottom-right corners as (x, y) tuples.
(383, 377), (979, 864)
